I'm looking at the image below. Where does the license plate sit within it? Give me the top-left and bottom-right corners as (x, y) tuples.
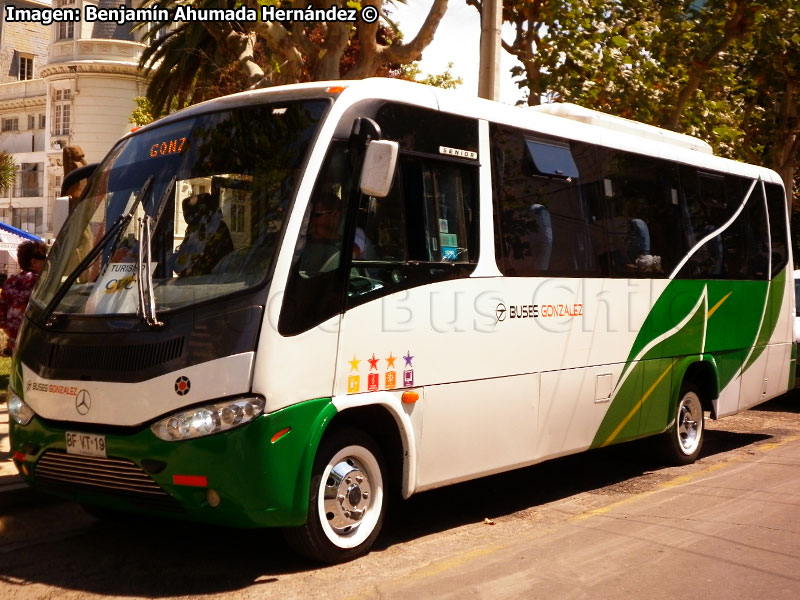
(66, 432), (107, 458)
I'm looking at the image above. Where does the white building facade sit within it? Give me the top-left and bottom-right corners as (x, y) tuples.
(0, 0), (148, 254)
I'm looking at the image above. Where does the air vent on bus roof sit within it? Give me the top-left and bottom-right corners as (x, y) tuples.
(531, 103), (714, 155)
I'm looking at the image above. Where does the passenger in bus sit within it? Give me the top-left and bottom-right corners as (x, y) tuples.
(0, 240), (48, 355)
(173, 193), (234, 277)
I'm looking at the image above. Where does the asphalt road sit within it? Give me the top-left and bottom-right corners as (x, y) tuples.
(1, 393), (799, 599)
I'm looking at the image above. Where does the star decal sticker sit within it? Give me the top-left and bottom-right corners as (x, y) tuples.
(368, 353), (379, 371)
(386, 353), (397, 369)
(349, 356), (360, 372)
(403, 351), (414, 367)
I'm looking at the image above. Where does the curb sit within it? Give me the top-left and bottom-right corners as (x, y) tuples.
(0, 401), (40, 509)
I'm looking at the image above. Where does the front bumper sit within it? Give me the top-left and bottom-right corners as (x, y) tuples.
(9, 397), (336, 528)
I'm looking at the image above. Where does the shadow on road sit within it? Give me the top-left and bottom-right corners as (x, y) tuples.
(0, 407), (780, 595)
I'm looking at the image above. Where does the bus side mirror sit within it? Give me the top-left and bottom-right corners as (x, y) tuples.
(61, 162), (98, 197)
(359, 140), (398, 198)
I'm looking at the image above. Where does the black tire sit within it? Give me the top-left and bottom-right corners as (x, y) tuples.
(284, 428), (387, 564)
(661, 382), (705, 465)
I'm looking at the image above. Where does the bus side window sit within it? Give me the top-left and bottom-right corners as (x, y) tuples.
(491, 124), (597, 277)
(765, 182), (789, 277)
(677, 168), (769, 280)
(592, 151), (682, 278)
(279, 147), (350, 335)
(347, 156), (479, 304)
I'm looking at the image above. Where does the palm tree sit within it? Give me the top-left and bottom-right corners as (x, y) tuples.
(0, 151), (14, 197)
(136, 0), (449, 118)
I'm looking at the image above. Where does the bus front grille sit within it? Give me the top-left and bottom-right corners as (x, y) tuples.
(34, 451), (182, 512)
(44, 337), (185, 372)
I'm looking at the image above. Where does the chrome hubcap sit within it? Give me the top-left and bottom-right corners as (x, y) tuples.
(323, 457), (372, 534)
(678, 393), (702, 453)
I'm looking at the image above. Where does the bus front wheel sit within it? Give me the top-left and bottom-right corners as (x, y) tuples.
(661, 383), (705, 465)
(284, 428), (387, 563)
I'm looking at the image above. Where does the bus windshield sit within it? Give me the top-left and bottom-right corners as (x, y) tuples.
(33, 99), (330, 317)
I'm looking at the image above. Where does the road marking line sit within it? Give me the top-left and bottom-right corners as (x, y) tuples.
(408, 545), (505, 580)
(344, 545), (505, 600)
(574, 434), (800, 522)
(348, 434), (800, 598)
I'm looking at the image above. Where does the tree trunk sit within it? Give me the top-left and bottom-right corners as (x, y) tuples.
(665, 2), (754, 130)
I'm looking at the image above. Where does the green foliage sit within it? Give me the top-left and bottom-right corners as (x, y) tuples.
(0, 152), (14, 195)
(0, 354), (9, 392)
(400, 62), (463, 89)
(136, 0), (449, 118)
(485, 0), (799, 206)
(129, 97), (155, 127)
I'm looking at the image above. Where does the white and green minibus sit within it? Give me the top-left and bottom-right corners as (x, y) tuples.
(8, 79), (794, 563)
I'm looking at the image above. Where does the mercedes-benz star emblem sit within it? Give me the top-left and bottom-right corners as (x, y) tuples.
(75, 389), (91, 415)
(496, 303), (507, 323)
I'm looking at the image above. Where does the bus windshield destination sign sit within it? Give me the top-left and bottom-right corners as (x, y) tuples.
(149, 137), (187, 158)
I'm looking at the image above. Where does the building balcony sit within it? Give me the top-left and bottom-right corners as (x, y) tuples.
(44, 39), (144, 71)
(0, 79), (47, 108)
(0, 132), (46, 154)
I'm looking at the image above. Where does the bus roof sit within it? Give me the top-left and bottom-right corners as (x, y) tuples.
(131, 78), (782, 186)
(531, 102), (714, 155)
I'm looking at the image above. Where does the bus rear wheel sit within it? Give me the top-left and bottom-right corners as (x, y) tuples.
(284, 428), (386, 563)
(661, 383), (705, 465)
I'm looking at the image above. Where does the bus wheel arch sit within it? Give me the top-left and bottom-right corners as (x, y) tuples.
(284, 403), (406, 563)
(319, 404), (406, 499)
(661, 359), (716, 465)
(681, 358), (719, 417)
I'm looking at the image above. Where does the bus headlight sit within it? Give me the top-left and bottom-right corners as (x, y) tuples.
(151, 397), (265, 441)
(8, 392), (35, 426)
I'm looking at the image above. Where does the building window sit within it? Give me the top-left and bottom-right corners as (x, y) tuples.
(19, 56), (34, 80)
(57, 21), (74, 40)
(230, 203), (246, 233)
(52, 175), (63, 201)
(53, 89), (72, 136)
(1, 118), (19, 132)
(11, 207), (44, 234)
(39, 114), (46, 129)
(14, 163), (44, 198)
(28, 115), (36, 130)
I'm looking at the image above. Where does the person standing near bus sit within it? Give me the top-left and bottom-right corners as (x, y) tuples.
(0, 240), (48, 355)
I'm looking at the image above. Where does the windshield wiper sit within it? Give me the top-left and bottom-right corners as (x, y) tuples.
(41, 176), (154, 326)
(137, 215), (161, 327)
(137, 177), (175, 328)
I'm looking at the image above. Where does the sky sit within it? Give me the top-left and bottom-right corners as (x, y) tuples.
(391, 1), (526, 105)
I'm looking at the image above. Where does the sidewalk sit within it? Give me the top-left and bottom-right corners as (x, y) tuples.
(0, 397), (37, 508)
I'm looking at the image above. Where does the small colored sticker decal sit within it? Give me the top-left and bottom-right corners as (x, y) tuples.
(368, 373), (379, 392)
(403, 370), (414, 387)
(386, 371), (397, 389)
(368, 354), (379, 370)
(349, 356), (360, 371)
(386, 353), (396, 369)
(348, 375), (360, 394)
(403, 351), (414, 367)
